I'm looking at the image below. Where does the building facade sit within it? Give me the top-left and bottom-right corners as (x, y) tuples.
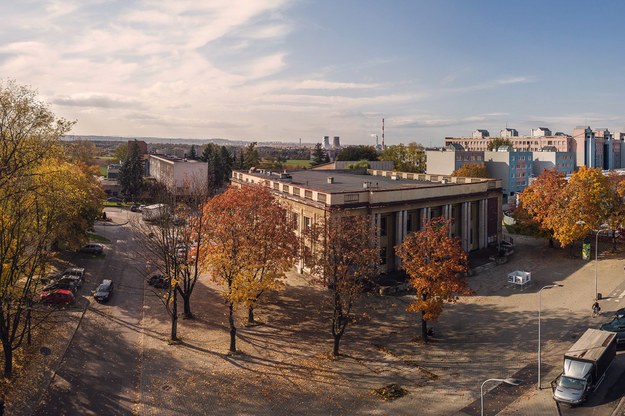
(231, 168), (503, 273)
(148, 154), (208, 195)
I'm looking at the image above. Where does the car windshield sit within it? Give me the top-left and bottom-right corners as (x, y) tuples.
(559, 376), (585, 390)
(97, 283), (109, 292)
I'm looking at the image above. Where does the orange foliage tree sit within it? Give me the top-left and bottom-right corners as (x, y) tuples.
(306, 212), (379, 357)
(396, 217), (471, 342)
(451, 163), (489, 178)
(199, 185), (297, 353)
(518, 169), (567, 247)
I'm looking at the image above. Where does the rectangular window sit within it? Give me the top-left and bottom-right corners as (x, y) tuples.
(304, 216), (312, 230)
(344, 193), (359, 203)
(380, 216), (387, 237)
(283, 184), (290, 192)
(380, 247), (387, 265)
(293, 187), (300, 196)
(292, 213), (299, 230)
(304, 190), (313, 199)
(317, 193), (327, 203)
(273, 182), (279, 190)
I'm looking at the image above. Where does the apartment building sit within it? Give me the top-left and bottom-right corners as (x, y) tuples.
(148, 154), (208, 195)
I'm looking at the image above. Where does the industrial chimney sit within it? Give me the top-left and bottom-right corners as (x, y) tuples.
(332, 136), (341, 148)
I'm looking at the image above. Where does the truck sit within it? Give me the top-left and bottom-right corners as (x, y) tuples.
(553, 328), (617, 406)
(142, 204), (169, 221)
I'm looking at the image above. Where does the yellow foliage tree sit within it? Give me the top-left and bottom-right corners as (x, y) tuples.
(451, 163), (489, 178)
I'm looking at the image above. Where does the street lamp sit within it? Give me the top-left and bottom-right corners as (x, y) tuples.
(594, 227), (609, 301)
(480, 377), (521, 416)
(538, 284), (563, 389)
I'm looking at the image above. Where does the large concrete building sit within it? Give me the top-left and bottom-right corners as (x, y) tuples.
(231, 168), (503, 273)
(445, 127), (574, 152)
(148, 154), (208, 195)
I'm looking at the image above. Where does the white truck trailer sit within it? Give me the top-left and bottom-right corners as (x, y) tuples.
(142, 204), (168, 221)
(553, 328), (617, 406)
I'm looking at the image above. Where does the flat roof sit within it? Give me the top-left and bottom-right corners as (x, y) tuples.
(242, 169), (456, 193)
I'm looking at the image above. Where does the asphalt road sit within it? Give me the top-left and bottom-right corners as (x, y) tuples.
(33, 209), (146, 416)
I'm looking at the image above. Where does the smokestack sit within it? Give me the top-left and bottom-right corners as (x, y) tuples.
(382, 118), (385, 148)
(333, 136), (341, 148)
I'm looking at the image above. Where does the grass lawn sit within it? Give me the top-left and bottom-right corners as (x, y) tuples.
(285, 159), (311, 168)
(87, 232), (111, 243)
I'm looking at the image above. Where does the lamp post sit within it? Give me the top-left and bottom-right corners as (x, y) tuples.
(481, 377), (521, 416)
(538, 284), (563, 389)
(594, 228), (608, 301)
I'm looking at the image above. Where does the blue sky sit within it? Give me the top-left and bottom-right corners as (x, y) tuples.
(2, 0), (625, 145)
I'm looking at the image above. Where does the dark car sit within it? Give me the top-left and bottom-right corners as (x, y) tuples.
(600, 316), (625, 346)
(94, 279), (114, 303)
(147, 274), (169, 289)
(79, 243), (104, 255)
(43, 278), (79, 293)
(41, 289), (75, 305)
(615, 308), (625, 319)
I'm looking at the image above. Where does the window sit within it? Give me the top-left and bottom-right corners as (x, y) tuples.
(304, 190), (313, 199)
(293, 187), (300, 196)
(380, 216), (387, 236)
(380, 247), (387, 265)
(317, 193), (327, 203)
(273, 182), (279, 190)
(283, 184), (290, 192)
(292, 213), (299, 230)
(304, 216), (312, 230)
(344, 193), (359, 203)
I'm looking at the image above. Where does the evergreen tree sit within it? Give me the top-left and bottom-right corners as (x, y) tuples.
(220, 146), (233, 183)
(311, 143), (327, 165)
(119, 140), (144, 201)
(189, 144), (197, 160)
(243, 142), (260, 169)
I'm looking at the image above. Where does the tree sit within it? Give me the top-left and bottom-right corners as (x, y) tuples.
(396, 217), (471, 342)
(119, 140), (144, 200)
(243, 142), (260, 169)
(518, 169), (567, 247)
(65, 139), (99, 167)
(487, 138), (513, 151)
(305, 212), (379, 356)
(379, 143), (426, 173)
(452, 163), (489, 178)
(189, 144), (197, 160)
(605, 172), (625, 250)
(199, 185), (297, 352)
(336, 145), (379, 162)
(113, 143), (128, 163)
(346, 160), (370, 169)
(311, 143), (327, 165)
(200, 144), (232, 195)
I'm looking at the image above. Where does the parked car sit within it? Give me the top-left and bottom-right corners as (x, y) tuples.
(79, 243), (104, 255)
(62, 268), (85, 287)
(600, 316), (625, 346)
(106, 196), (123, 203)
(94, 279), (114, 302)
(43, 278), (79, 293)
(41, 289), (75, 304)
(147, 274), (169, 289)
(130, 204), (142, 212)
(615, 308), (625, 319)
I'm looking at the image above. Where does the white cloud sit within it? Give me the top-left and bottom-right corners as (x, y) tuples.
(293, 80), (382, 90)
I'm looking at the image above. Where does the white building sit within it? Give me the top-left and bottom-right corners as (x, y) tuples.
(148, 154), (208, 195)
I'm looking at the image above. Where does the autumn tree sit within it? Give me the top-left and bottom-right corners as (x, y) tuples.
(199, 185), (297, 353)
(379, 143), (426, 173)
(113, 143), (128, 163)
(396, 217), (471, 342)
(305, 212), (379, 357)
(604, 172), (625, 250)
(0, 80), (101, 377)
(518, 169), (567, 247)
(452, 163), (488, 178)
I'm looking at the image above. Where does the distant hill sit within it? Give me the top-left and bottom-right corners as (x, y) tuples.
(62, 135), (314, 147)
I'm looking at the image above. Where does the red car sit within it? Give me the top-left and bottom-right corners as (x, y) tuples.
(40, 289), (75, 305)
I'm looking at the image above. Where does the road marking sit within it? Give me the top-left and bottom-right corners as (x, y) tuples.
(619, 290), (625, 299)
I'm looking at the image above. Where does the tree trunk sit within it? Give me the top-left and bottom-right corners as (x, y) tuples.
(228, 301), (236, 353)
(3, 342), (12, 378)
(181, 293), (193, 319)
(332, 333), (341, 357)
(421, 311), (428, 343)
(548, 238), (554, 248)
(170, 291), (178, 342)
(247, 305), (255, 324)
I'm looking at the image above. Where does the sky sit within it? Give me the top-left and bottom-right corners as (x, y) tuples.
(3, 1), (625, 146)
